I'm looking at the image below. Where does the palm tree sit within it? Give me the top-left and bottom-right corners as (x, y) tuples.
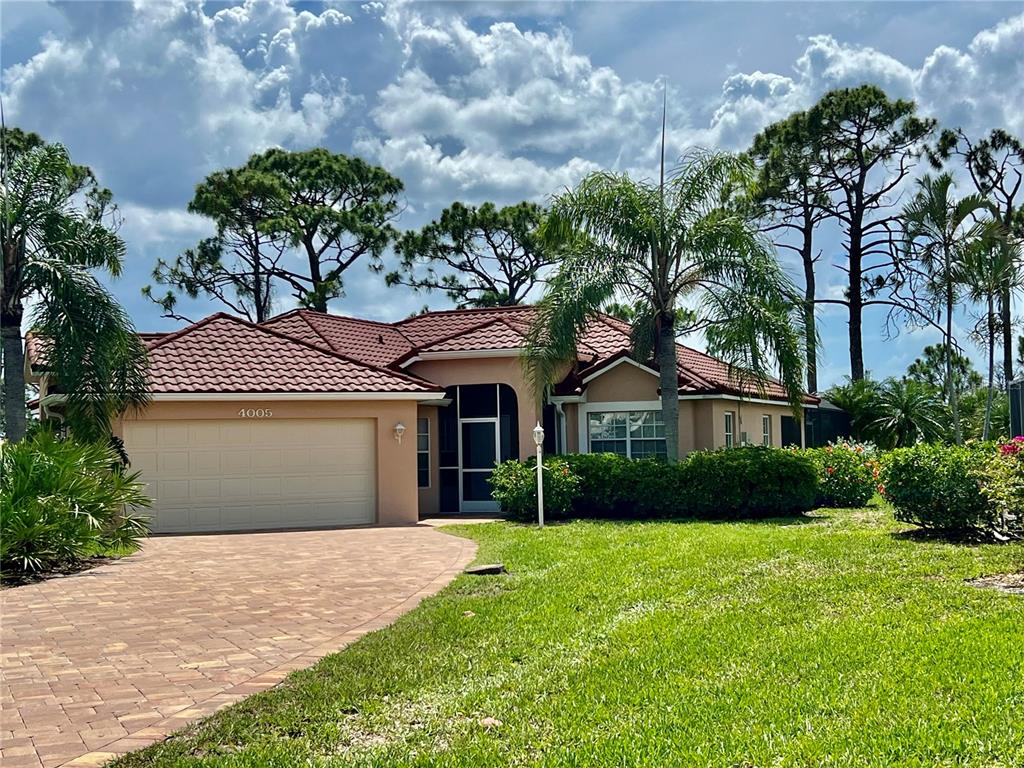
(869, 378), (948, 448)
(526, 148), (805, 463)
(901, 173), (992, 444)
(958, 233), (1023, 438)
(1, 135), (149, 442)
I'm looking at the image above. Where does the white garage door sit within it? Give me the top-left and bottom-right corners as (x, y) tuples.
(124, 418), (377, 533)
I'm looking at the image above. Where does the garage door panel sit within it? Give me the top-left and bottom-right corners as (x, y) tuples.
(123, 418), (377, 533)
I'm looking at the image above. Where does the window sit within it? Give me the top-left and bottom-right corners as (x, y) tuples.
(761, 414), (772, 446)
(724, 411), (735, 448)
(416, 417), (430, 488)
(588, 410), (666, 458)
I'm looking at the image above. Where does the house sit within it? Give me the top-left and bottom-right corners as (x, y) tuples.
(28, 305), (819, 533)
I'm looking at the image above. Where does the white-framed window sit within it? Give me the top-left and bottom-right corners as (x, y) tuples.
(417, 417), (430, 488)
(588, 410), (667, 459)
(761, 414), (772, 446)
(724, 411), (736, 448)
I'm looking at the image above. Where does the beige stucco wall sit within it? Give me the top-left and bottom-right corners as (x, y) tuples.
(416, 403), (442, 518)
(116, 399), (421, 526)
(559, 359), (805, 455)
(698, 399), (804, 449)
(406, 356), (541, 462)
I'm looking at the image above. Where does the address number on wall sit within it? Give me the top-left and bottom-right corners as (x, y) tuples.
(238, 408), (273, 418)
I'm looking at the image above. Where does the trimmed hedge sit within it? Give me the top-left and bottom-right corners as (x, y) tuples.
(881, 443), (993, 531)
(489, 446), (817, 522)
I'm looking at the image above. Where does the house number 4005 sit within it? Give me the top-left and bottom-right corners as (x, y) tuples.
(238, 408), (273, 418)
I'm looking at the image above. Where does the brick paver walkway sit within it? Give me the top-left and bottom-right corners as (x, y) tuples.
(1, 525), (476, 768)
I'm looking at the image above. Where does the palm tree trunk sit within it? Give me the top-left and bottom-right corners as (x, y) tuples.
(657, 314), (680, 463)
(946, 278), (961, 444)
(984, 293), (995, 441)
(1, 303), (26, 443)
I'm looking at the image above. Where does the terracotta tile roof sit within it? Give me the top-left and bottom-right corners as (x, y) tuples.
(262, 310), (414, 368)
(418, 318), (527, 353)
(395, 305), (537, 347)
(145, 313), (439, 395)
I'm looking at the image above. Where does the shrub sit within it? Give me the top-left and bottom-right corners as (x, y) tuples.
(679, 446), (818, 518)
(881, 443), (993, 531)
(0, 432), (151, 579)
(975, 437), (1024, 535)
(489, 447), (818, 521)
(488, 456), (580, 522)
(803, 440), (880, 508)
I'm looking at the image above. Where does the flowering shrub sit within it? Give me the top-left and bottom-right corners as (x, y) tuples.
(802, 440), (880, 508)
(975, 437), (1024, 535)
(488, 457), (581, 521)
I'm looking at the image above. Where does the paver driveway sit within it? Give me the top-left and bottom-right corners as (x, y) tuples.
(1, 525), (476, 768)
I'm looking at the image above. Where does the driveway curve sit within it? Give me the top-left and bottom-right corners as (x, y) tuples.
(1, 525), (476, 768)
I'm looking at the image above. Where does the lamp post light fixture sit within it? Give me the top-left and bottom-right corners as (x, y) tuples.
(394, 422), (406, 444)
(532, 422), (545, 528)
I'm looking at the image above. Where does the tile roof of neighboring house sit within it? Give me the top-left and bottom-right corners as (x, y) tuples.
(145, 313), (440, 395)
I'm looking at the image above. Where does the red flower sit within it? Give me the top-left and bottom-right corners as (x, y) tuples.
(826, 466), (835, 475)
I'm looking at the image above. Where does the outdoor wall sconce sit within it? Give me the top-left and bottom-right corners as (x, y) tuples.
(394, 422), (406, 444)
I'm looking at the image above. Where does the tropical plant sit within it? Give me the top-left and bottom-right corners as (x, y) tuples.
(1, 129), (149, 442)
(526, 147), (805, 463)
(388, 201), (556, 307)
(0, 432), (150, 578)
(976, 437), (1024, 535)
(869, 378), (948, 448)
(931, 128), (1024, 382)
(488, 456), (580, 521)
(958, 233), (1022, 438)
(900, 173), (993, 443)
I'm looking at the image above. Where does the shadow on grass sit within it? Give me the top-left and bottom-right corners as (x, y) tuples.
(889, 527), (1004, 546)
(499, 511), (829, 528)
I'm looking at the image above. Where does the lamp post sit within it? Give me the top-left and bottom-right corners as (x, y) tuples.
(532, 422), (545, 528)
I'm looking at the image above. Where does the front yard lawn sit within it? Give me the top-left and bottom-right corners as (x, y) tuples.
(116, 506), (1024, 767)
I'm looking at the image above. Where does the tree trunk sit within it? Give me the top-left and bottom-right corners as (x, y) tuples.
(848, 225), (865, 381)
(1000, 284), (1014, 383)
(657, 314), (680, 463)
(303, 237), (327, 313)
(801, 222), (817, 393)
(946, 277), (961, 444)
(1, 302), (26, 443)
(984, 294), (995, 441)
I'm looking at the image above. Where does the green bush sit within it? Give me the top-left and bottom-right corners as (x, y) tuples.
(490, 447), (817, 521)
(881, 443), (993, 531)
(803, 440), (880, 508)
(975, 437), (1024, 535)
(488, 456), (580, 522)
(1, 432), (151, 579)
(679, 446), (818, 518)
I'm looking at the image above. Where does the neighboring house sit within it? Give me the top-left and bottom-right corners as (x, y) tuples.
(27, 305), (819, 533)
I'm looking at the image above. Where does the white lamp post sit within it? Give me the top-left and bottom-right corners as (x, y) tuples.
(532, 422), (545, 528)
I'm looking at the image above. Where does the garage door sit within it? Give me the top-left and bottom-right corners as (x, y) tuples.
(124, 418), (377, 533)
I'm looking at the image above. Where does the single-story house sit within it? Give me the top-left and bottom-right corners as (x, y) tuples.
(28, 305), (819, 533)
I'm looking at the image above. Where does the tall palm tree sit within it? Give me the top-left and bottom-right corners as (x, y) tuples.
(526, 148), (805, 463)
(901, 173), (992, 444)
(1, 137), (149, 442)
(958, 234), (1023, 438)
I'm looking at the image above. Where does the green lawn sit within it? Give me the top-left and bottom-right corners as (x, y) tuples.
(115, 506), (1024, 768)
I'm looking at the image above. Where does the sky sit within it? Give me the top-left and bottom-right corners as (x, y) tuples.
(3, 0), (1024, 389)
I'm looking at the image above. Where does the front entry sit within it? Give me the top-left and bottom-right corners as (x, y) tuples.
(437, 384), (519, 514)
(461, 418), (499, 512)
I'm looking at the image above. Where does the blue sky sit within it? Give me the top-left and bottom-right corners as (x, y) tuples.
(3, 1), (1024, 389)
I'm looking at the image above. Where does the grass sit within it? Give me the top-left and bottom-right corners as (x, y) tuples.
(114, 505), (1024, 767)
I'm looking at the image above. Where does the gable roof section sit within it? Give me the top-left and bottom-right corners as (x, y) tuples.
(145, 313), (440, 396)
(261, 309), (415, 368)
